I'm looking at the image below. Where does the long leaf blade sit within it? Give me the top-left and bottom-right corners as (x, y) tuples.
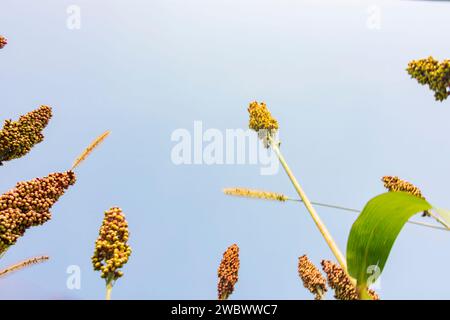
(346, 192), (432, 287)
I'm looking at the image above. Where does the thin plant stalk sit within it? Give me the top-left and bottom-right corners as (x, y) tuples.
(269, 137), (347, 271)
(427, 210), (450, 229)
(287, 199), (449, 231)
(106, 278), (113, 300)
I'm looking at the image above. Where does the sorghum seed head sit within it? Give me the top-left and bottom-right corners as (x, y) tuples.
(92, 207), (132, 283)
(321, 260), (379, 300)
(407, 57), (450, 101)
(382, 176), (424, 199)
(0, 35), (7, 49)
(298, 255), (327, 300)
(217, 244), (240, 300)
(223, 188), (288, 202)
(0, 171), (76, 254)
(0, 106), (52, 165)
(382, 175), (429, 216)
(248, 101), (279, 148)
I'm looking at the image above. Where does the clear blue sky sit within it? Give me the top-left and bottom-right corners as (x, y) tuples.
(0, 0), (449, 299)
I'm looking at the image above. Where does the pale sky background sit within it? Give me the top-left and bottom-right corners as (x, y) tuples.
(0, 0), (450, 299)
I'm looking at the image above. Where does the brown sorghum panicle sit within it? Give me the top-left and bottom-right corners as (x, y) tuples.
(92, 207), (132, 282)
(217, 244), (240, 300)
(407, 57), (450, 101)
(321, 260), (379, 300)
(298, 255), (327, 300)
(0, 35), (7, 49)
(0, 106), (52, 165)
(0, 171), (76, 253)
(382, 175), (429, 216)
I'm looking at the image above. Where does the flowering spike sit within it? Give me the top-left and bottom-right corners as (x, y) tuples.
(217, 244), (240, 300)
(248, 101), (279, 148)
(223, 187), (288, 202)
(0, 105), (52, 165)
(0, 35), (7, 49)
(298, 255), (327, 300)
(92, 207), (132, 283)
(0, 171), (76, 253)
(382, 175), (429, 216)
(321, 260), (379, 300)
(407, 57), (450, 101)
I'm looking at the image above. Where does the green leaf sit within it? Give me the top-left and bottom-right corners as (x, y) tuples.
(346, 192), (432, 287)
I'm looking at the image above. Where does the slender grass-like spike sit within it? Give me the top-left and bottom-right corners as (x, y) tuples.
(0, 256), (49, 278)
(223, 188), (288, 202)
(298, 255), (327, 300)
(71, 131), (110, 170)
(217, 244), (240, 300)
(0, 105), (52, 165)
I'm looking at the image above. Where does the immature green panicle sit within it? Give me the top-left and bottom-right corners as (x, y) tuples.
(92, 207), (131, 283)
(407, 57), (450, 101)
(248, 101), (278, 147)
(0, 35), (7, 49)
(298, 255), (327, 300)
(217, 244), (240, 300)
(321, 260), (379, 300)
(0, 171), (76, 253)
(0, 105), (52, 165)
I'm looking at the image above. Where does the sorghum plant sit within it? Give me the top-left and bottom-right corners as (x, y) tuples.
(92, 207), (132, 300)
(321, 260), (378, 300)
(223, 102), (450, 300)
(297, 255), (327, 300)
(0, 171), (76, 254)
(407, 57), (450, 101)
(217, 244), (240, 300)
(0, 105), (52, 165)
(0, 35), (6, 49)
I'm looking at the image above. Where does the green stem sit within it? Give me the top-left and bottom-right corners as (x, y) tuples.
(269, 137), (347, 271)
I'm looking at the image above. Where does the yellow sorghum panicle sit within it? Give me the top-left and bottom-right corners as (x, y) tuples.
(92, 207), (132, 283)
(223, 188), (288, 202)
(407, 57), (450, 101)
(321, 260), (379, 300)
(217, 244), (240, 300)
(298, 255), (327, 300)
(0, 105), (52, 165)
(382, 175), (429, 216)
(0, 171), (76, 253)
(248, 101), (279, 147)
(0, 35), (7, 49)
